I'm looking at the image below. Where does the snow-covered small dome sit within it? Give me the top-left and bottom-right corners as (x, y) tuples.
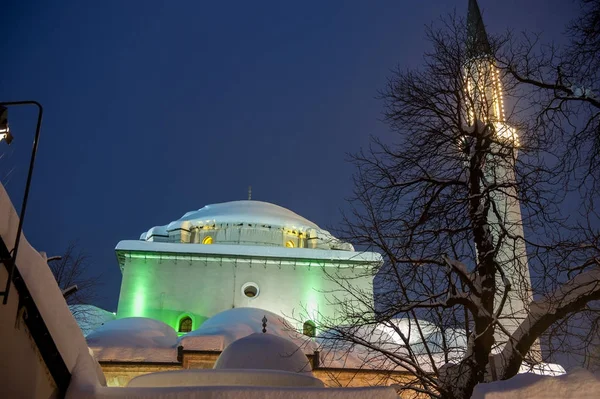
(214, 333), (312, 374)
(87, 317), (178, 348)
(86, 317), (179, 362)
(179, 307), (316, 353)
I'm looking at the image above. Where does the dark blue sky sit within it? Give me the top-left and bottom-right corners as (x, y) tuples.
(1, 0), (577, 311)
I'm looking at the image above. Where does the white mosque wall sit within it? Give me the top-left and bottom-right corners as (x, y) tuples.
(115, 248), (374, 332)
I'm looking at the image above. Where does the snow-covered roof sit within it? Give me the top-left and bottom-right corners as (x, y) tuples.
(86, 317), (179, 363)
(116, 240), (382, 266)
(127, 369), (324, 388)
(141, 201), (322, 240)
(472, 368), (599, 399)
(179, 307), (316, 354)
(214, 333), (313, 374)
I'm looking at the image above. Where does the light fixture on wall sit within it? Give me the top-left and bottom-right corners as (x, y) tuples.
(0, 106), (13, 144)
(0, 100), (44, 305)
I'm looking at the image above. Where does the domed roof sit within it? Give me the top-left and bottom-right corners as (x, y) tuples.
(179, 307), (316, 353)
(141, 201), (320, 239)
(214, 333), (312, 374)
(175, 201), (319, 230)
(86, 317), (179, 362)
(139, 200), (353, 250)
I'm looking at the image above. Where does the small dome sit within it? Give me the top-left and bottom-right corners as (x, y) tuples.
(87, 317), (178, 348)
(214, 333), (312, 374)
(179, 307), (316, 353)
(86, 317), (179, 362)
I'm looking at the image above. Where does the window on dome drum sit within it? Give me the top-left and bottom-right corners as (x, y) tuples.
(179, 316), (192, 333)
(202, 236), (213, 244)
(285, 240), (295, 248)
(303, 320), (316, 337)
(242, 283), (259, 298)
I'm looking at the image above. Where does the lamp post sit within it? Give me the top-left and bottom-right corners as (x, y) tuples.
(0, 101), (44, 305)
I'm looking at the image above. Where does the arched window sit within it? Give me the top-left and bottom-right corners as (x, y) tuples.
(202, 236), (213, 244)
(303, 320), (316, 337)
(285, 240), (295, 248)
(179, 316), (192, 333)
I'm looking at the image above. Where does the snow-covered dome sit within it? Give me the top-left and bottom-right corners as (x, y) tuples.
(174, 201), (319, 230)
(179, 307), (316, 353)
(86, 317), (179, 362)
(140, 200), (353, 251)
(214, 333), (313, 374)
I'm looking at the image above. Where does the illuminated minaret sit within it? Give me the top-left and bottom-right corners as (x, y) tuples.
(464, 0), (538, 358)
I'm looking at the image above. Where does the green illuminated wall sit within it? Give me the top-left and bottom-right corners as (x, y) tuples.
(116, 252), (374, 332)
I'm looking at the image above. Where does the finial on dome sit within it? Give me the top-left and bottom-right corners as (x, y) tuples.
(248, 185), (252, 200)
(262, 315), (267, 333)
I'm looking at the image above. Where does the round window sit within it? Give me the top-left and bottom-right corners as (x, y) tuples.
(242, 282), (259, 298)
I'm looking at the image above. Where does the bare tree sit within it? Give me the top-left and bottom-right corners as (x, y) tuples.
(313, 7), (600, 399)
(48, 242), (103, 321)
(497, 0), (600, 371)
(502, 0), (600, 191)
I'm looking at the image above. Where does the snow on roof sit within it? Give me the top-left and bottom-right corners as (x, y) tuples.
(214, 333), (313, 374)
(178, 201), (320, 229)
(0, 183), (98, 382)
(142, 201), (322, 239)
(86, 317), (179, 363)
(179, 307), (316, 354)
(127, 369), (324, 388)
(116, 240), (382, 266)
(472, 368), (600, 399)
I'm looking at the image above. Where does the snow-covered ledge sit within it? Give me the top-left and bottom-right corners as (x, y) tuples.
(0, 183), (105, 396)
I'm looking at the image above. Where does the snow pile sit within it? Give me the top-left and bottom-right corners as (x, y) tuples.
(0, 183), (104, 385)
(214, 333), (312, 374)
(70, 304), (116, 336)
(67, 346), (397, 399)
(87, 317), (179, 362)
(128, 369), (324, 388)
(179, 307), (316, 354)
(472, 368), (600, 399)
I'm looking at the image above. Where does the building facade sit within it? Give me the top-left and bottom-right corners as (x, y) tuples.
(115, 200), (381, 334)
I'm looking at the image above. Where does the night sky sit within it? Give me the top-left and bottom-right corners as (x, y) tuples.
(1, 0), (577, 311)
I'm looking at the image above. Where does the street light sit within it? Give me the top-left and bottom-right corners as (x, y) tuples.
(0, 105), (13, 144)
(0, 101), (44, 305)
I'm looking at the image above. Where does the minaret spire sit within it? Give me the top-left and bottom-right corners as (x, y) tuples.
(466, 0), (492, 58)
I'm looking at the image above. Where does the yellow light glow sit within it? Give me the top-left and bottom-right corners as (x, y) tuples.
(285, 240), (295, 248)
(202, 236), (213, 244)
(494, 122), (519, 146)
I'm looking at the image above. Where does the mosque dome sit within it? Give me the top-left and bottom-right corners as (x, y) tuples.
(140, 200), (354, 251)
(214, 333), (313, 374)
(179, 307), (316, 353)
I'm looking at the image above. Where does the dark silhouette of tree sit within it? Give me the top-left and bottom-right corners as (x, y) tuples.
(48, 242), (102, 321)
(313, 6), (600, 398)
